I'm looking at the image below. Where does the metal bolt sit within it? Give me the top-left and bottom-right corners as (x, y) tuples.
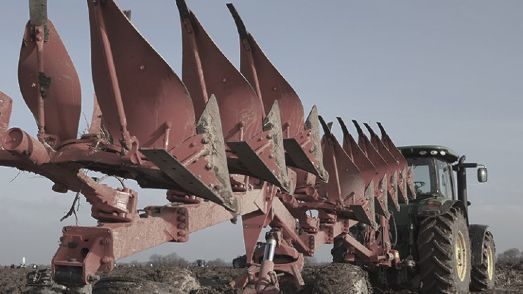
(139, 65), (145, 70)
(177, 223), (186, 230)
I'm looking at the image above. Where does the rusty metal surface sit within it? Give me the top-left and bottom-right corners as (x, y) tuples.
(378, 122), (416, 201)
(352, 120), (390, 217)
(177, 0), (293, 195)
(364, 123), (400, 211)
(284, 106), (328, 180)
(3, 128), (50, 165)
(228, 101), (289, 191)
(88, 0), (195, 149)
(319, 117), (364, 205)
(177, 0), (262, 142)
(228, 4), (328, 184)
(337, 118), (377, 185)
(227, 4), (304, 138)
(142, 148), (236, 211)
(18, 20), (81, 144)
(87, 95), (103, 136)
(1, 2), (419, 292)
(52, 188), (266, 285)
(142, 95), (237, 211)
(0, 92), (13, 140)
(52, 226), (114, 286)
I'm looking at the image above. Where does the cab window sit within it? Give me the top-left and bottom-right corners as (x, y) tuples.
(407, 157), (437, 196)
(436, 160), (453, 199)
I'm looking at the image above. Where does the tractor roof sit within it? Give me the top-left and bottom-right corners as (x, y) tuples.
(398, 145), (460, 163)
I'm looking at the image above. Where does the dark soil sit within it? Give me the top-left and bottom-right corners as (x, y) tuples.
(0, 268), (29, 294)
(1, 263), (522, 293)
(301, 263), (371, 294)
(495, 263), (523, 293)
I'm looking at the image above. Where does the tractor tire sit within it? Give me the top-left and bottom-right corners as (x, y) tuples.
(331, 235), (348, 263)
(417, 207), (471, 293)
(470, 231), (496, 291)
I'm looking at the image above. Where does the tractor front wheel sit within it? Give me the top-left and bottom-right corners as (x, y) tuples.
(417, 207), (471, 293)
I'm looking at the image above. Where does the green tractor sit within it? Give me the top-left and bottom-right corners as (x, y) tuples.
(374, 145), (495, 293)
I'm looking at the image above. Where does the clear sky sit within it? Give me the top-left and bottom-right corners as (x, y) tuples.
(0, 1), (522, 265)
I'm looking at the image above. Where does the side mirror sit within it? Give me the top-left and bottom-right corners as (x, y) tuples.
(477, 167), (488, 183)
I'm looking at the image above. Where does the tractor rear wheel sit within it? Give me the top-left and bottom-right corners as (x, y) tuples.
(470, 231), (496, 291)
(417, 207), (471, 293)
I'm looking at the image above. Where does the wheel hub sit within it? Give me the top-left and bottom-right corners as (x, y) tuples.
(455, 231), (467, 281)
(486, 243), (494, 280)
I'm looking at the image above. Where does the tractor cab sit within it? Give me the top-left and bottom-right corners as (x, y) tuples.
(398, 145), (487, 207)
(399, 145), (460, 200)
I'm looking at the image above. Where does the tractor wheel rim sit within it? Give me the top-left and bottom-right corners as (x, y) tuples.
(455, 231), (467, 281)
(487, 244), (494, 280)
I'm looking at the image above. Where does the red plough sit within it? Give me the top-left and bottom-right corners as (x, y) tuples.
(0, 1), (415, 292)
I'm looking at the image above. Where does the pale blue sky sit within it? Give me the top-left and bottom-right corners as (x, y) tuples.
(0, 1), (522, 265)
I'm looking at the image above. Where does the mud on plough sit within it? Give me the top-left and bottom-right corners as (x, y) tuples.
(0, 1), (416, 292)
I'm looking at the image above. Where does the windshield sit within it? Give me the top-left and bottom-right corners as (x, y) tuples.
(407, 157), (436, 195)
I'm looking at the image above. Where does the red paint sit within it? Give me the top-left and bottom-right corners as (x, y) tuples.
(0, 1), (417, 293)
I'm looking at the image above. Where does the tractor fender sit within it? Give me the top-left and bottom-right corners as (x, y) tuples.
(417, 199), (468, 220)
(469, 224), (489, 266)
(439, 199), (468, 221)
